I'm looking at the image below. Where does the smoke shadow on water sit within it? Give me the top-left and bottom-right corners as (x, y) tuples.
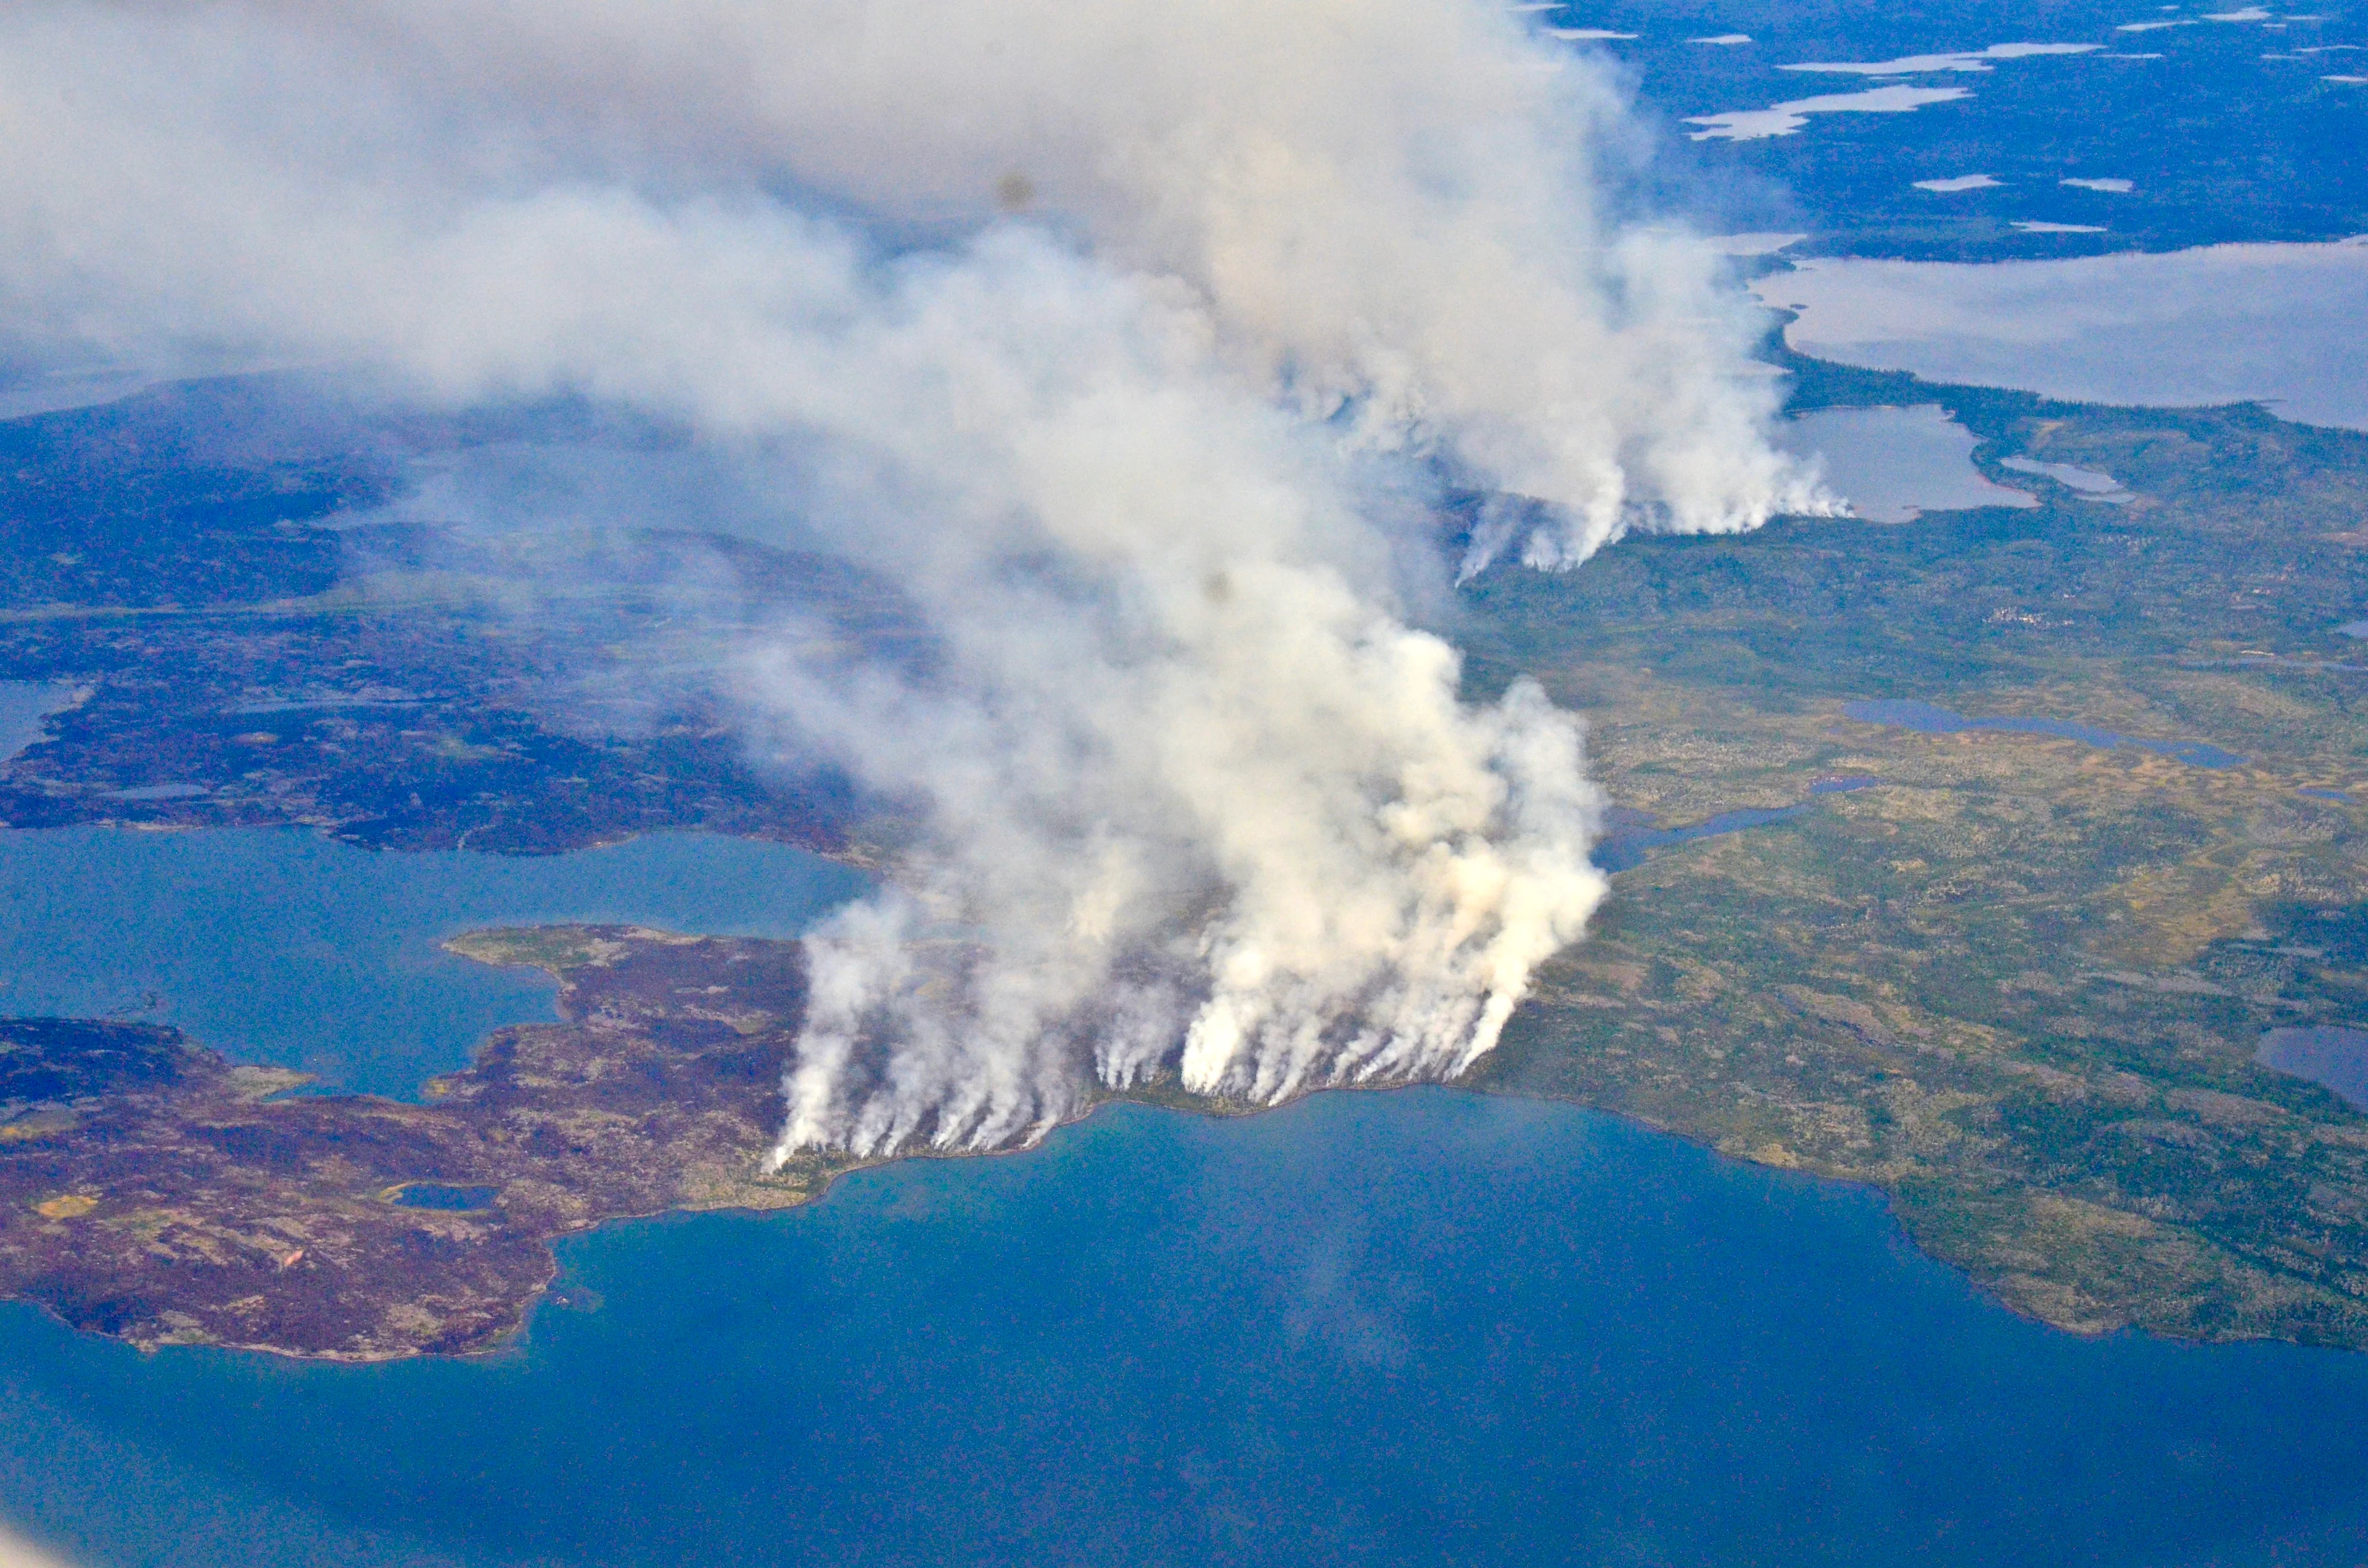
(4, 1087), (2368, 1566)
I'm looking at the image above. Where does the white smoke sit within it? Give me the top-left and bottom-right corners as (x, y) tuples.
(0, 0), (1830, 1154)
(0, 1525), (76, 1568)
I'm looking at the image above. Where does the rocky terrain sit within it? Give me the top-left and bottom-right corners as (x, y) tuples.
(0, 927), (852, 1358)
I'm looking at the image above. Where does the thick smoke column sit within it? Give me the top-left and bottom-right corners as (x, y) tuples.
(0, 1), (1828, 1153)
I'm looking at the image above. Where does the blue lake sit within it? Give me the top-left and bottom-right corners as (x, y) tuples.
(0, 679), (70, 761)
(1596, 779), (1885, 873)
(1775, 404), (2037, 523)
(388, 1184), (500, 1212)
(1596, 805), (1804, 872)
(0, 826), (866, 1098)
(6, 1087), (2368, 1566)
(2258, 1025), (2368, 1110)
(1845, 699), (2247, 769)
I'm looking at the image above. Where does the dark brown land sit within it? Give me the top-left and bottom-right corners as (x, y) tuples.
(0, 927), (850, 1360)
(13, 370), (2368, 1362)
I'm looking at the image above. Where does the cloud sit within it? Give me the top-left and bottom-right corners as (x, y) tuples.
(0, 0), (1828, 1153)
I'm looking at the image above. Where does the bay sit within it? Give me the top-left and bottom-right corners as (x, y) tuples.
(1775, 404), (2039, 523)
(5, 1088), (2368, 1566)
(1755, 240), (2368, 430)
(0, 827), (866, 1098)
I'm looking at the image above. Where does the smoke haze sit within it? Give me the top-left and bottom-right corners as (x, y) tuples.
(0, 1526), (75, 1568)
(0, 1), (1830, 1152)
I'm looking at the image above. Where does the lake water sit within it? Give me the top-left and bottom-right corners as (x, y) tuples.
(2258, 1025), (2368, 1109)
(1595, 778), (1885, 872)
(1845, 698), (2247, 768)
(0, 681), (72, 763)
(1686, 83), (1970, 141)
(1757, 239), (2368, 429)
(0, 827), (866, 1098)
(7, 1086), (2368, 1567)
(1776, 404), (2037, 522)
(1596, 805), (1804, 872)
(388, 1184), (500, 1212)
(1997, 454), (2134, 502)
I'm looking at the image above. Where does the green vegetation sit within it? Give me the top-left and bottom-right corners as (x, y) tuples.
(442, 926), (649, 975)
(13, 366), (2368, 1355)
(1462, 377), (2368, 1345)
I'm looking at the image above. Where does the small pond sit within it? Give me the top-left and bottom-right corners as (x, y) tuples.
(2257, 1025), (2368, 1110)
(1844, 699), (2245, 768)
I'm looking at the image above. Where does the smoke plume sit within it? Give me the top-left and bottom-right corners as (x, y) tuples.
(0, 1), (1829, 1153)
